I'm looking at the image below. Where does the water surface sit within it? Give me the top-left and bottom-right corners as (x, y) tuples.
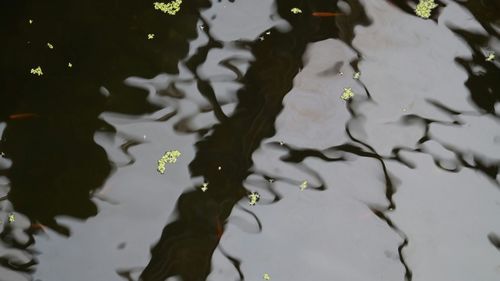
(0, 0), (499, 281)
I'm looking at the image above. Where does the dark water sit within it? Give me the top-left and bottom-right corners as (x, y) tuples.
(0, 0), (499, 280)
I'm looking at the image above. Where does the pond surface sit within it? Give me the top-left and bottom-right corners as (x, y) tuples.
(1, 0), (499, 281)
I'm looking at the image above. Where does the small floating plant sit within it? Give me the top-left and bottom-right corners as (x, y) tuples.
(157, 150), (181, 174)
(154, 0), (182, 15)
(341, 87), (354, 101)
(486, 52), (495, 62)
(263, 273), (271, 280)
(291, 8), (302, 14)
(415, 0), (438, 19)
(300, 180), (308, 191)
(248, 192), (260, 206)
(30, 66), (43, 76)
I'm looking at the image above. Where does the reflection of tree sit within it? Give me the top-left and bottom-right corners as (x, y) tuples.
(448, 0), (500, 115)
(453, 29), (499, 114)
(140, 1), (371, 280)
(0, 0), (210, 277)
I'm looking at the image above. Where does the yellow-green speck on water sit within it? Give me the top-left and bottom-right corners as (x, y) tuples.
(157, 150), (181, 174)
(415, 0), (438, 19)
(341, 87), (354, 101)
(200, 182), (208, 192)
(300, 180), (308, 191)
(154, 0), (182, 15)
(148, 33), (155, 39)
(353, 72), (361, 79)
(8, 213), (15, 223)
(47, 42), (54, 49)
(291, 8), (302, 14)
(263, 273), (271, 280)
(248, 192), (260, 206)
(68, 62), (73, 68)
(30, 66), (43, 76)
(486, 52), (495, 62)
(29, 19), (33, 24)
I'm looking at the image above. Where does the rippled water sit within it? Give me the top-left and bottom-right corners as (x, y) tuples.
(1, 0), (499, 280)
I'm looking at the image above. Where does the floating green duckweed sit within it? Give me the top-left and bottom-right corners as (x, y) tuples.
(8, 213), (15, 223)
(157, 150), (181, 174)
(341, 87), (354, 101)
(291, 8), (302, 14)
(248, 192), (260, 206)
(415, 0), (438, 19)
(29, 19), (33, 24)
(263, 273), (271, 280)
(300, 180), (308, 191)
(30, 66), (43, 76)
(148, 33), (155, 40)
(68, 62), (72, 68)
(353, 72), (360, 79)
(486, 52), (495, 62)
(47, 42), (54, 49)
(154, 0), (182, 15)
(201, 182), (208, 192)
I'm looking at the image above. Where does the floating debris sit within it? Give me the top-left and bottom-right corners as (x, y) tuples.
(47, 42), (54, 49)
(268, 178), (275, 183)
(353, 72), (360, 79)
(486, 52), (495, 62)
(148, 33), (155, 40)
(68, 62), (72, 68)
(218, 166), (222, 171)
(340, 87), (354, 101)
(339, 71), (344, 76)
(263, 273), (271, 280)
(248, 192), (260, 206)
(279, 141), (284, 146)
(300, 180), (308, 191)
(291, 8), (302, 14)
(201, 182), (208, 192)
(157, 150), (181, 174)
(415, 0), (438, 19)
(30, 66), (43, 76)
(8, 213), (15, 223)
(29, 19), (33, 24)
(154, 0), (182, 15)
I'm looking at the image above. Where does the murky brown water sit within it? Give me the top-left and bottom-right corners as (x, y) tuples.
(1, 0), (499, 280)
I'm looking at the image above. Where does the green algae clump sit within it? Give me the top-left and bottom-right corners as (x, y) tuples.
(248, 192), (260, 206)
(30, 66), (43, 76)
(415, 0), (438, 19)
(154, 0), (182, 15)
(157, 150), (181, 174)
(341, 87), (354, 101)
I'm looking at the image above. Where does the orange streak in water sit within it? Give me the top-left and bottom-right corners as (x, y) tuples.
(215, 217), (223, 240)
(312, 12), (344, 17)
(8, 113), (38, 120)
